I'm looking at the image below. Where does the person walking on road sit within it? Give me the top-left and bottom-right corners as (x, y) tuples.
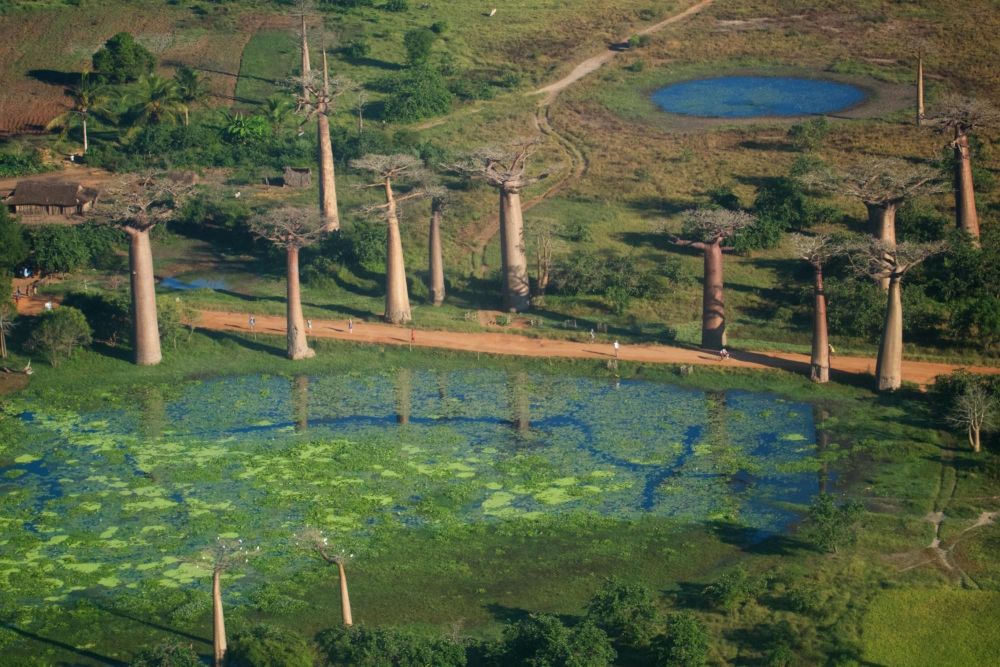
(348, 318), (353, 333)
(613, 339), (620, 358)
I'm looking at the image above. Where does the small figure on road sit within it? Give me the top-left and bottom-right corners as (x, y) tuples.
(613, 339), (620, 358)
(306, 319), (313, 334)
(410, 328), (416, 351)
(719, 348), (730, 361)
(348, 318), (353, 333)
(590, 328), (596, 342)
(249, 314), (256, 330)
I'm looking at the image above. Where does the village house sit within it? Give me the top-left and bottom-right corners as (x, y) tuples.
(4, 181), (99, 217)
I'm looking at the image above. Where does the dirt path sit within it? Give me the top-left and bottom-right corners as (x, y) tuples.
(456, 0), (713, 264)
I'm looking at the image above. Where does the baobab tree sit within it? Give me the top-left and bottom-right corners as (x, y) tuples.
(947, 383), (995, 453)
(351, 154), (441, 324)
(671, 209), (755, 350)
(451, 138), (549, 312)
(931, 96), (1000, 243)
(297, 0), (312, 98)
(45, 72), (110, 154)
(428, 196), (447, 306)
(848, 238), (945, 391)
(204, 537), (258, 667)
(299, 527), (354, 626)
(915, 49), (926, 127)
(104, 174), (192, 365)
(294, 54), (345, 231)
(791, 233), (839, 383)
(248, 207), (323, 360)
(0, 303), (15, 359)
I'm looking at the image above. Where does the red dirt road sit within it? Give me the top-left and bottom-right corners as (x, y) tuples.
(14, 292), (997, 386)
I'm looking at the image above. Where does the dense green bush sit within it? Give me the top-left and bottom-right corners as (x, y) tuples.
(0, 146), (48, 177)
(129, 640), (202, 667)
(800, 493), (864, 554)
(223, 624), (316, 667)
(384, 0), (409, 11)
(553, 250), (657, 314)
(61, 291), (130, 346)
(343, 38), (371, 59)
(702, 566), (768, 612)
(382, 66), (453, 122)
(896, 200), (949, 243)
(0, 207), (28, 271)
(824, 276), (884, 342)
(27, 223), (122, 274)
(403, 28), (437, 65)
(488, 614), (616, 667)
(585, 577), (660, 648)
(787, 117), (831, 151)
(654, 612), (709, 667)
(317, 624), (465, 667)
(30, 306), (93, 367)
(731, 176), (836, 252)
(92, 32), (156, 83)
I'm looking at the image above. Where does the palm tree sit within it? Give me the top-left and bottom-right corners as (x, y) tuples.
(263, 94), (294, 135)
(45, 72), (111, 154)
(173, 66), (209, 126)
(128, 75), (186, 135)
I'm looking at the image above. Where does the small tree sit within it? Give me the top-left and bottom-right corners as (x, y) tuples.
(127, 75), (187, 134)
(847, 238), (945, 391)
(790, 233), (839, 383)
(45, 72), (111, 154)
(293, 54), (347, 231)
(92, 32), (155, 83)
(947, 383), (996, 453)
(204, 538), (259, 667)
(930, 96), (1000, 243)
(174, 66), (209, 126)
(801, 493), (864, 554)
(655, 612), (710, 667)
(0, 303), (18, 359)
(248, 208), (323, 359)
(31, 306), (92, 367)
(585, 577), (659, 648)
(103, 174), (192, 366)
(526, 218), (561, 298)
(403, 28), (437, 66)
(351, 154), (441, 324)
(450, 138), (549, 312)
(299, 527), (355, 626)
(702, 566), (767, 612)
(223, 624), (315, 667)
(672, 208), (755, 350)
(497, 614), (616, 667)
(130, 641), (202, 667)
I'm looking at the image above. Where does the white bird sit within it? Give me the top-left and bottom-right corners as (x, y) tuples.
(234, 191), (241, 198)
(489, 8), (496, 17)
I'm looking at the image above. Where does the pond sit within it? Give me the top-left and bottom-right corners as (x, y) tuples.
(0, 370), (827, 607)
(651, 76), (867, 118)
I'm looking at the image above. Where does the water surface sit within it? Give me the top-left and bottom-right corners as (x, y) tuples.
(652, 76), (867, 117)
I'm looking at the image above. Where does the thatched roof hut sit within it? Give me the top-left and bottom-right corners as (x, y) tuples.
(283, 166), (311, 188)
(5, 181), (99, 216)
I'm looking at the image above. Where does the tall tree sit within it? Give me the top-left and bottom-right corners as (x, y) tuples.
(915, 50), (926, 127)
(451, 138), (548, 312)
(351, 154), (441, 324)
(294, 54), (345, 231)
(931, 96), (1000, 244)
(248, 207), (323, 360)
(173, 66), (209, 126)
(45, 72), (111, 154)
(427, 196), (447, 306)
(947, 383), (995, 453)
(104, 174), (192, 365)
(672, 209), (755, 350)
(206, 538), (258, 667)
(791, 233), (838, 383)
(848, 238), (945, 391)
(300, 528), (355, 626)
(128, 75), (187, 133)
(296, 0), (313, 99)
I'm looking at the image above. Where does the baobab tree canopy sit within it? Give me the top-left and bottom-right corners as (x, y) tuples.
(679, 208), (755, 245)
(804, 157), (944, 208)
(931, 95), (1000, 136)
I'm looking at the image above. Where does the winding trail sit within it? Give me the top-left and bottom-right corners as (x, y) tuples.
(457, 0), (715, 265)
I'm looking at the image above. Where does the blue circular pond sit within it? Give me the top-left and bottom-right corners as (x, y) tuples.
(651, 76), (867, 118)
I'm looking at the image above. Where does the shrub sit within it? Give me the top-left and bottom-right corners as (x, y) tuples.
(654, 612), (709, 667)
(585, 577), (660, 647)
(801, 493), (864, 553)
(223, 624), (316, 667)
(702, 566), (767, 612)
(92, 32), (156, 83)
(896, 200), (949, 243)
(343, 38), (371, 59)
(824, 276), (884, 341)
(61, 291), (130, 346)
(27, 223), (121, 274)
(787, 117), (830, 151)
(159, 297), (198, 350)
(0, 146), (48, 177)
(317, 624), (465, 667)
(0, 206), (28, 271)
(403, 28), (437, 66)
(492, 614), (616, 667)
(130, 641), (202, 667)
(384, 0), (408, 11)
(430, 21), (448, 34)
(30, 306), (93, 367)
(382, 66), (453, 122)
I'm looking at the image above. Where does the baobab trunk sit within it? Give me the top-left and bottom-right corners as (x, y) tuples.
(337, 561), (353, 626)
(867, 203), (897, 290)
(916, 54), (925, 127)
(286, 246), (314, 360)
(428, 198), (445, 306)
(82, 117), (88, 153)
(317, 112), (339, 231)
(383, 183), (412, 324)
(127, 228), (162, 366)
(300, 13), (310, 98)
(212, 569), (227, 667)
(954, 132), (980, 243)
(701, 241), (726, 350)
(875, 276), (904, 391)
(810, 267), (830, 383)
(499, 189), (531, 312)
